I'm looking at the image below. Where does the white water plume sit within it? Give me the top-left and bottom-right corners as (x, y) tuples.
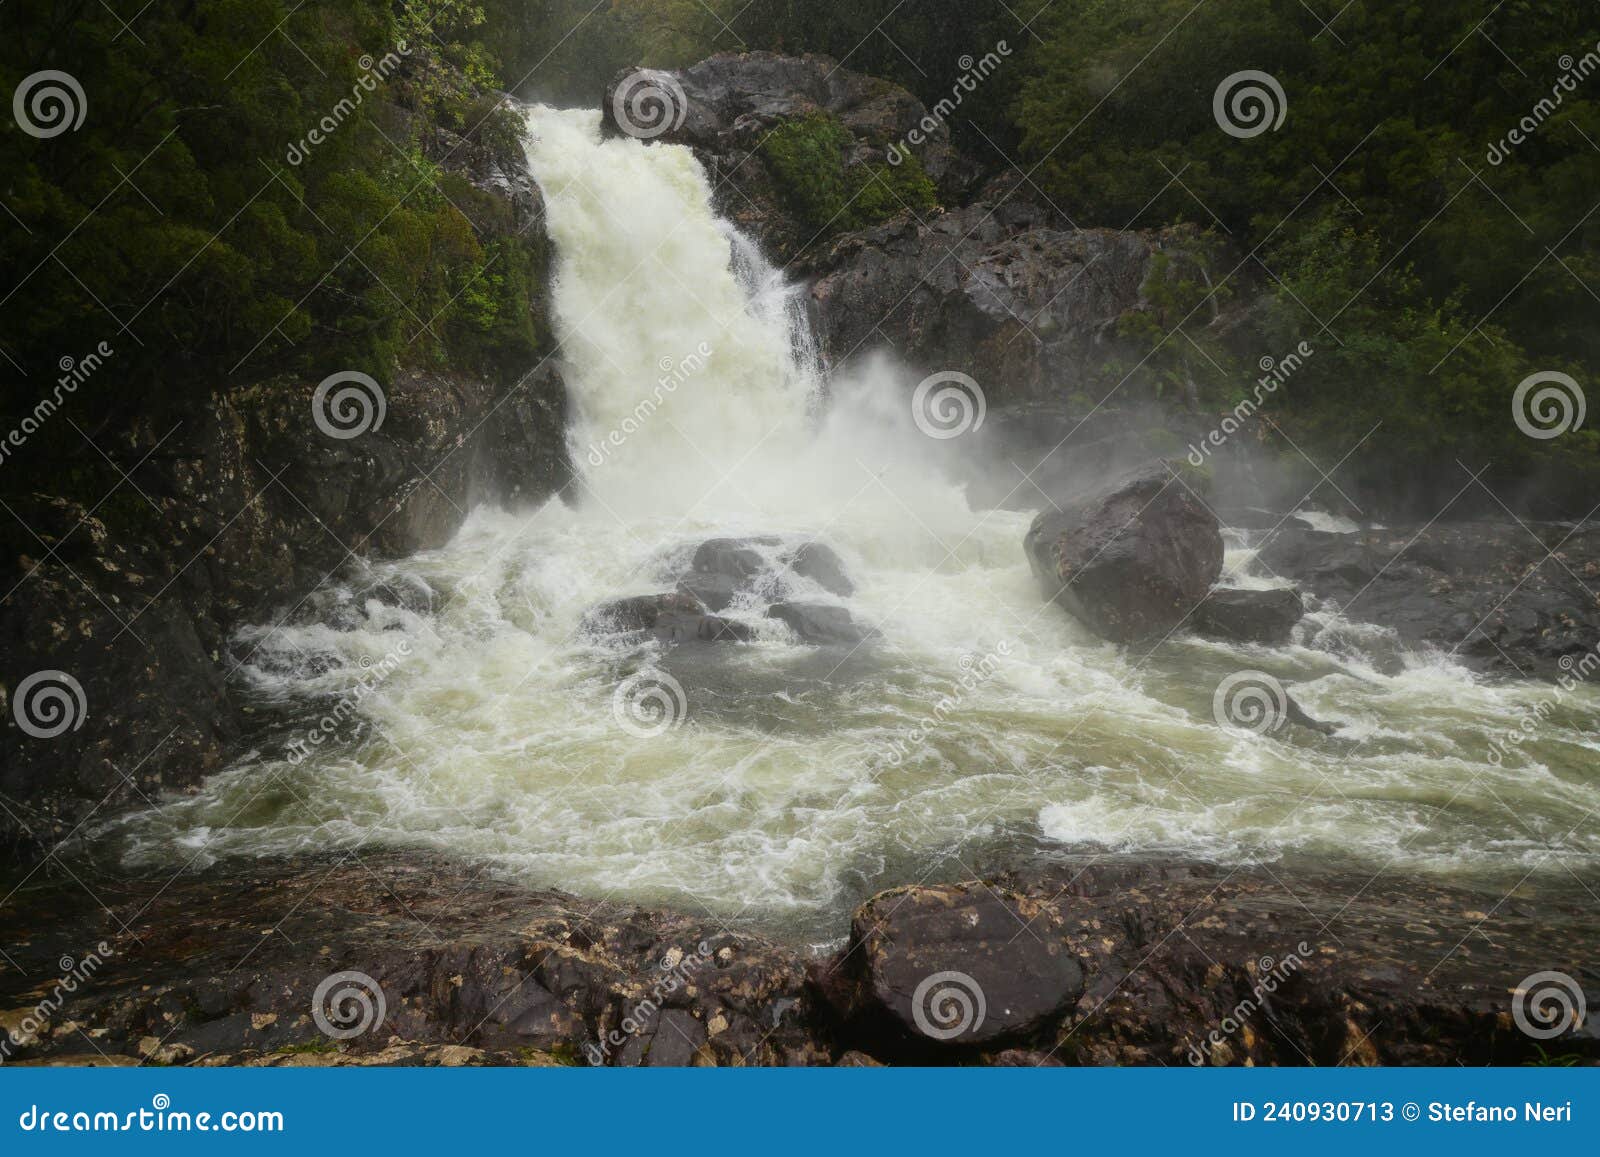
(103, 106), (1600, 942)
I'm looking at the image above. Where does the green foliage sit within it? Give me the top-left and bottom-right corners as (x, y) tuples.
(0, 0), (541, 489)
(1016, 0), (1600, 510)
(761, 113), (937, 237)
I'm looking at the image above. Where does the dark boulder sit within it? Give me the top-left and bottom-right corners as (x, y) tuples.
(1025, 463), (1224, 643)
(1191, 587), (1305, 646)
(821, 884), (1085, 1050)
(581, 592), (751, 644)
(683, 536), (854, 607)
(766, 602), (876, 646)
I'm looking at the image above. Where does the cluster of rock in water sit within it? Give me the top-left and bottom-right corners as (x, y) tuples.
(582, 535), (877, 647)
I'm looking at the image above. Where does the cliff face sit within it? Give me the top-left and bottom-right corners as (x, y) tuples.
(0, 83), (570, 858)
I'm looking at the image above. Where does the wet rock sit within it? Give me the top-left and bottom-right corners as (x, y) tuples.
(1255, 522), (1600, 677)
(4, 852), (1596, 1067)
(605, 53), (977, 257)
(1025, 462), (1224, 643)
(1191, 588), (1305, 646)
(810, 204), (1169, 408)
(1285, 693), (1338, 736)
(581, 592), (751, 645)
(766, 602), (876, 646)
(827, 884), (1086, 1051)
(583, 592), (705, 634)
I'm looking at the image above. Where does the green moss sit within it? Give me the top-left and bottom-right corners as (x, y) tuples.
(760, 112), (937, 239)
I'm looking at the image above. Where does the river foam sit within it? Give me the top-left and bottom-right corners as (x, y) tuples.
(103, 108), (1600, 942)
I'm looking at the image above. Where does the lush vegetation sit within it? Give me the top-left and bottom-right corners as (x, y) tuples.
(4, 0), (1595, 511)
(761, 113), (936, 238)
(1, 0), (542, 473)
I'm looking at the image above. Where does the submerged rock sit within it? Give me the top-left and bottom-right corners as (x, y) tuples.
(1192, 587), (1305, 646)
(1025, 462), (1224, 643)
(1256, 522), (1600, 677)
(581, 591), (751, 644)
(766, 602), (876, 646)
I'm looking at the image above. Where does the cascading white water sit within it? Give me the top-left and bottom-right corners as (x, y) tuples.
(106, 107), (1600, 942)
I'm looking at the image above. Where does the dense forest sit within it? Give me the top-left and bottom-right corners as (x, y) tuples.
(4, 0), (1597, 511)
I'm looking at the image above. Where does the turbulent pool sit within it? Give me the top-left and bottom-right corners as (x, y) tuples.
(103, 108), (1600, 944)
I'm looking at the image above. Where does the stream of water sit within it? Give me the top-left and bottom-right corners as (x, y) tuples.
(103, 108), (1600, 944)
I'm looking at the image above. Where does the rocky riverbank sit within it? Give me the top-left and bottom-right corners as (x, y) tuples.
(2, 852), (1594, 1067)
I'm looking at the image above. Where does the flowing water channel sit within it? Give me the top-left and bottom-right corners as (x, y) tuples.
(104, 108), (1600, 944)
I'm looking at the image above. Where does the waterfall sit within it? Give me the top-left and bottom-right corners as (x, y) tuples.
(102, 104), (1600, 943)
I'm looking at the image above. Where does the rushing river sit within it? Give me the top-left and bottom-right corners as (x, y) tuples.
(104, 108), (1600, 944)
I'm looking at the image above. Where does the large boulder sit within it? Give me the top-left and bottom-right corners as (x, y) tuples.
(821, 884), (1086, 1051)
(1025, 463), (1224, 643)
(1191, 587), (1305, 646)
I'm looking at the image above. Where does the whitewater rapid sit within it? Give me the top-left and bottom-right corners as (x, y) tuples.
(104, 108), (1600, 942)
